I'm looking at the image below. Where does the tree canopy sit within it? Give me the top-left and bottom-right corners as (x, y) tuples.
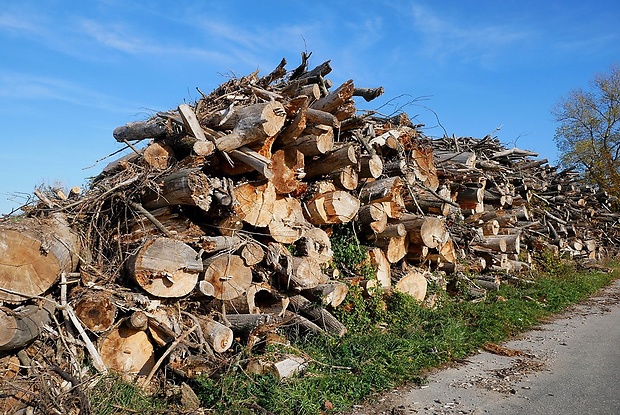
(553, 65), (620, 195)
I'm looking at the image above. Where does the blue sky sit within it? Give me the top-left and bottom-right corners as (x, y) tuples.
(1, 0), (619, 214)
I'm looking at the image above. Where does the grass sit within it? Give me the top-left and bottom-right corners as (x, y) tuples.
(89, 244), (619, 414)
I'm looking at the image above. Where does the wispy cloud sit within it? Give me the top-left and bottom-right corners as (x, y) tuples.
(0, 72), (136, 114)
(408, 4), (531, 66)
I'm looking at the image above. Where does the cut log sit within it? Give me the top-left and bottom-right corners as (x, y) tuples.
(203, 254), (253, 301)
(234, 181), (277, 228)
(329, 165), (359, 191)
(127, 310), (149, 331)
(294, 227), (333, 265)
(367, 247), (392, 291)
(287, 124), (334, 156)
(288, 295), (347, 337)
(270, 148), (305, 194)
(99, 326), (155, 379)
(359, 154), (384, 179)
(400, 214), (448, 249)
(0, 302), (55, 351)
(247, 354), (308, 379)
(198, 317), (233, 353)
(240, 241), (265, 267)
(375, 234), (409, 263)
(126, 237), (203, 298)
(199, 235), (243, 254)
(212, 102), (287, 152)
(143, 141), (175, 169)
(433, 150), (476, 167)
(268, 196), (308, 244)
(358, 203), (388, 234)
(74, 292), (118, 333)
(304, 144), (359, 179)
(311, 79), (355, 114)
(305, 190), (360, 225)
(359, 177), (403, 203)
(394, 269), (428, 301)
(229, 146), (274, 179)
(301, 281), (349, 308)
(142, 168), (218, 213)
(113, 117), (169, 142)
(279, 256), (328, 291)
(0, 214), (80, 303)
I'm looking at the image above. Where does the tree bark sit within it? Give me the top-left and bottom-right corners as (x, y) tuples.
(0, 302), (55, 351)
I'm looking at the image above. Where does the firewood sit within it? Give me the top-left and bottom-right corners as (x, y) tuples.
(234, 181), (277, 228)
(141, 168), (221, 213)
(305, 190), (360, 225)
(294, 227), (333, 265)
(127, 237), (202, 298)
(288, 295), (347, 337)
(74, 293), (117, 333)
(0, 214), (79, 303)
(113, 117), (169, 142)
(310, 79), (354, 114)
(203, 254), (253, 301)
(359, 177), (403, 203)
(240, 241), (265, 266)
(209, 102), (287, 152)
(0, 302), (55, 351)
(99, 326), (155, 379)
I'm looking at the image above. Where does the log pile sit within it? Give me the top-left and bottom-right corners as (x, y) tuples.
(1, 53), (619, 412)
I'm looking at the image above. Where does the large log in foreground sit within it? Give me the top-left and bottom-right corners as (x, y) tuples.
(0, 214), (80, 302)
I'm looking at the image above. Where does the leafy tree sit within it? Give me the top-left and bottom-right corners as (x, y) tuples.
(553, 65), (620, 195)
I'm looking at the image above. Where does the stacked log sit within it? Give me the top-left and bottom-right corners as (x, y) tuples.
(0, 54), (618, 409)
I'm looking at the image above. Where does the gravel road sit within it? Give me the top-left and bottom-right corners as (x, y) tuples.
(347, 277), (620, 415)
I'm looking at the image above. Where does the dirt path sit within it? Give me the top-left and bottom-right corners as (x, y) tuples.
(347, 278), (620, 415)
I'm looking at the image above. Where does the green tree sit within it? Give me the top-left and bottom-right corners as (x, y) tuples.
(553, 65), (620, 195)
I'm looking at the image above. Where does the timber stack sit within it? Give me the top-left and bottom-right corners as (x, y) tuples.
(0, 53), (618, 412)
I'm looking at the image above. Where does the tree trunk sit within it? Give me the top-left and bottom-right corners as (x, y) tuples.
(286, 124), (334, 156)
(126, 237), (203, 298)
(279, 256), (327, 291)
(0, 214), (80, 303)
(305, 190), (360, 225)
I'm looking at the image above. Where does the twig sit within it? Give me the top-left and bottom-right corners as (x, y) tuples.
(126, 200), (173, 238)
(143, 325), (198, 386)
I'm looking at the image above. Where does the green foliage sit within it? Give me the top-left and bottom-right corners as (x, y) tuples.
(553, 65), (620, 195)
